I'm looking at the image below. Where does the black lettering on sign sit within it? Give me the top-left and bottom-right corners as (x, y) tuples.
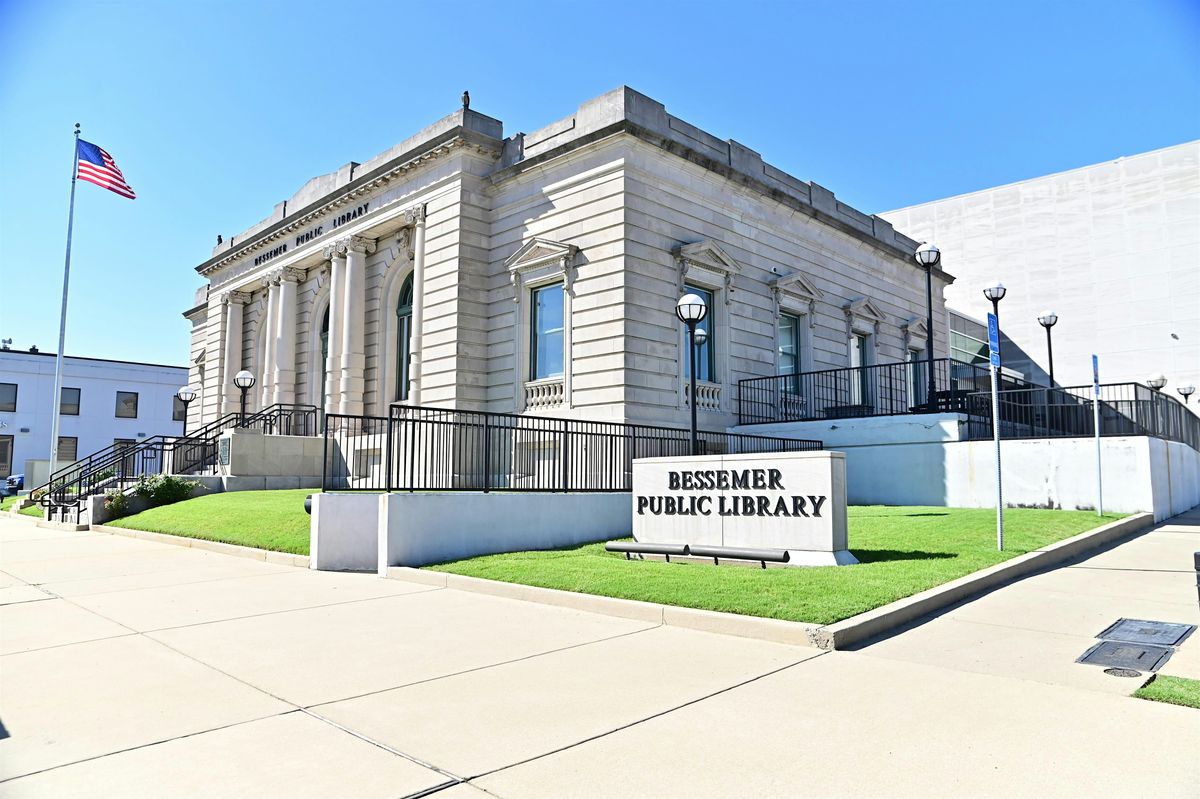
(668, 471), (680, 490)
(732, 471), (749, 490)
(809, 495), (826, 517)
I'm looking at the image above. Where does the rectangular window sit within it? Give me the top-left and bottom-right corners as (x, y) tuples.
(172, 395), (187, 422)
(115, 391), (139, 418)
(61, 387), (81, 415)
(777, 313), (801, 376)
(0, 435), (12, 478)
(683, 285), (715, 382)
(530, 283), (565, 381)
(57, 436), (78, 462)
(850, 333), (870, 405)
(0, 383), (16, 412)
(908, 349), (928, 408)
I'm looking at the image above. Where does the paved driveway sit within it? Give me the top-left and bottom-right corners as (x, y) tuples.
(1, 512), (1197, 798)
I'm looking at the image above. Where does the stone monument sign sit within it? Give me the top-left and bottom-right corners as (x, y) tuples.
(631, 451), (856, 566)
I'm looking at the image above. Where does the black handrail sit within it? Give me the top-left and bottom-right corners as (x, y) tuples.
(37, 404), (319, 513)
(963, 382), (1199, 451)
(324, 405), (824, 492)
(736, 358), (1036, 425)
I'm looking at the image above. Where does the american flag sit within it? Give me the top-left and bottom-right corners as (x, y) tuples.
(76, 139), (136, 199)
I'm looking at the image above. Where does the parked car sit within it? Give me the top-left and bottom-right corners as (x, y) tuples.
(6, 473), (24, 491)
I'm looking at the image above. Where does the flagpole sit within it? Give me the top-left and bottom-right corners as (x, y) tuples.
(48, 124), (81, 479)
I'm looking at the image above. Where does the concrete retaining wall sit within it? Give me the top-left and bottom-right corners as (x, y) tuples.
(735, 417), (1199, 521)
(310, 492), (631, 572)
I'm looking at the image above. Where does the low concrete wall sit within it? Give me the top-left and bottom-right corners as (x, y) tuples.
(735, 417), (1199, 521)
(217, 429), (323, 480)
(310, 493), (380, 571)
(309, 491), (631, 573)
(85, 482), (214, 525)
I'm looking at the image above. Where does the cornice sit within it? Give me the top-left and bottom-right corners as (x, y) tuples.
(195, 130), (499, 278)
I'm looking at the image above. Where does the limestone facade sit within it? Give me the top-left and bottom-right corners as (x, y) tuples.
(184, 87), (952, 431)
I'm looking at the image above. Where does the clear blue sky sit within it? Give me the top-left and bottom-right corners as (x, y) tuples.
(1, 0), (1197, 366)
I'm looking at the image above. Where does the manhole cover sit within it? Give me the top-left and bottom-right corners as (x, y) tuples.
(1104, 668), (1142, 678)
(1097, 618), (1196, 647)
(1077, 640), (1173, 672)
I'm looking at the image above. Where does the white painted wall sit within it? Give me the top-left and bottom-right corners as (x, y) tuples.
(310, 492), (380, 571)
(0, 350), (187, 482)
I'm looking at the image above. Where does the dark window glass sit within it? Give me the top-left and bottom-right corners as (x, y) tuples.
(0, 435), (12, 478)
(0, 383), (16, 412)
(115, 391), (139, 418)
(778, 314), (801, 376)
(57, 436), (78, 462)
(530, 283), (565, 380)
(683, 285), (715, 382)
(396, 275), (413, 401)
(61, 387), (81, 415)
(172, 396), (187, 422)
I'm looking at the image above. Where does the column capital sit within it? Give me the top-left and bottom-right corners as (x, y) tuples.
(345, 235), (377, 255)
(278, 266), (307, 283)
(222, 289), (252, 305)
(403, 203), (427, 226)
(323, 240), (349, 260)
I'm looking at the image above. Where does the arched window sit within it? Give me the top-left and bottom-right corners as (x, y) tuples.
(395, 275), (413, 402)
(319, 308), (330, 410)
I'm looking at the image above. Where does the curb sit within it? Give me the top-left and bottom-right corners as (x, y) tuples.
(810, 512), (1154, 650)
(90, 524), (310, 568)
(385, 512), (1153, 650)
(384, 567), (821, 647)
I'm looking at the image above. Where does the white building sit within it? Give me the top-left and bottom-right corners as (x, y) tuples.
(0, 347), (188, 485)
(185, 86), (952, 432)
(883, 140), (1199, 410)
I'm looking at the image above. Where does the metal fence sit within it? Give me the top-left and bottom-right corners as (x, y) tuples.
(737, 358), (1033, 425)
(963, 382), (1200, 450)
(323, 405), (824, 492)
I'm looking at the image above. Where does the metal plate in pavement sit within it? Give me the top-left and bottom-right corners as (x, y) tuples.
(1097, 618), (1196, 648)
(1077, 640), (1173, 672)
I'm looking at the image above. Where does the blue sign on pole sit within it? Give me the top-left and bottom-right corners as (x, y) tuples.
(1092, 354), (1100, 397)
(987, 313), (1000, 368)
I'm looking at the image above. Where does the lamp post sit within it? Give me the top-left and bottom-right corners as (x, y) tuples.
(982, 280), (1007, 370)
(914, 243), (940, 411)
(676, 293), (708, 456)
(175, 386), (197, 437)
(1178, 384), (1196, 404)
(233, 370), (256, 427)
(1037, 311), (1058, 386)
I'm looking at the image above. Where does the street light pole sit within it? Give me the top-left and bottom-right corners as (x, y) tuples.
(234, 371), (256, 428)
(914, 243), (941, 411)
(1037, 311), (1058, 386)
(983, 281), (1007, 371)
(175, 386), (197, 437)
(675, 294), (708, 457)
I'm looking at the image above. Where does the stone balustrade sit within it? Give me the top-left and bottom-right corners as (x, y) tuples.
(685, 381), (721, 412)
(525, 378), (565, 410)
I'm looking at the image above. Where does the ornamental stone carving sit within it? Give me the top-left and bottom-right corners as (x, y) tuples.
(279, 266), (307, 283)
(505, 237), (579, 303)
(403, 203), (427, 226)
(346, 235), (377, 255)
(222, 289), (252, 305)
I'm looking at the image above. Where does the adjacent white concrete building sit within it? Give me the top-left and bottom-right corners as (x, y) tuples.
(883, 141), (1199, 408)
(185, 87), (952, 432)
(0, 347), (187, 484)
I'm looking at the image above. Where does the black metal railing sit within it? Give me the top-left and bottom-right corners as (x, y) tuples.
(36, 403), (320, 516)
(963, 382), (1200, 450)
(323, 405), (824, 492)
(737, 358), (1033, 425)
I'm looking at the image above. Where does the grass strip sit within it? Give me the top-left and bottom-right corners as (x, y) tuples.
(430, 506), (1126, 625)
(107, 488), (315, 555)
(1134, 675), (1200, 709)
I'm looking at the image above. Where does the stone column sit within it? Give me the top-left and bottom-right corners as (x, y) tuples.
(221, 290), (251, 415)
(323, 241), (347, 414)
(259, 276), (280, 408)
(405, 204), (427, 404)
(339, 235), (376, 416)
(272, 267), (304, 406)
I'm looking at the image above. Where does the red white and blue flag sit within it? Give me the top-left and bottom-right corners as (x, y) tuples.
(76, 139), (135, 199)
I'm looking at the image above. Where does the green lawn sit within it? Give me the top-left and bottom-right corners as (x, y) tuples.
(429, 506), (1126, 625)
(1134, 675), (1200, 710)
(106, 489), (314, 555)
(3, 495), (43, 517)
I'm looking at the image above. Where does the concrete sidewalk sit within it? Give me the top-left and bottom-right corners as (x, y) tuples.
(1, 511), (1197, 798)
